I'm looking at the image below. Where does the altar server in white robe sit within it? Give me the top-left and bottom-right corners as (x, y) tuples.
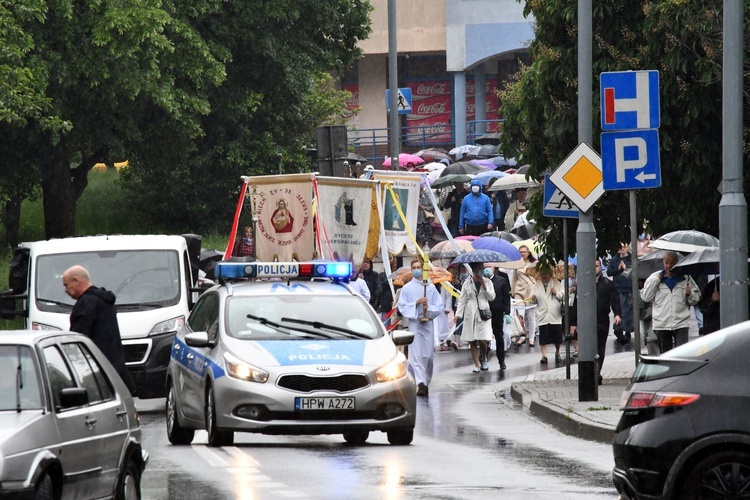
(397, 258), (444, 396)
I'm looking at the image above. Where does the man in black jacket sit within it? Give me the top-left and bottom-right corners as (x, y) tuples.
(569, 260), (621, 385)
(486, 266), (511, 370)
(63, 265), (136, 395)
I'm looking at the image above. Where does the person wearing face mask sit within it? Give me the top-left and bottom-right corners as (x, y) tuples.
(458, 179), (493, 236)
(455, 262), (496, 372)
(486, 265), (511, 370)
(232, 226), (255, 258)
(397, 259), (444, 396)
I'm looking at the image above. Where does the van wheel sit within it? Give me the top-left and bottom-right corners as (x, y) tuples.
(387, 428), (414, 445)
(680, 450), (750, 499)
(166, 382), (195, 445)
(33, 472), (53, 500)
(206, 385), (233, 447)
(343, 430), (369, 445)
(115, 458), (141, 500)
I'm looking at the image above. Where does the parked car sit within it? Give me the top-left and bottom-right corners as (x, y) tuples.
(613, 321), (750, 499)
(0, 330), (147, 499)
(166, 261), (416, 447)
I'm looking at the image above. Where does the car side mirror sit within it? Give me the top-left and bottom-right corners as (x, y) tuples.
(59, 387), (89, 409)
(185, 331), (216, 348)
(390, 329), (415, 346)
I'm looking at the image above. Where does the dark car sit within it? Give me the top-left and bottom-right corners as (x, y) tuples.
(612, 322), (750, 499)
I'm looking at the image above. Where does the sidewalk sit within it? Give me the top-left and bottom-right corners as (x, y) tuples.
(508, 351), (637, 444)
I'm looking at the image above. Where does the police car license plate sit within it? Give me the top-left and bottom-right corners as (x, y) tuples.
(295, 397), (355, 411)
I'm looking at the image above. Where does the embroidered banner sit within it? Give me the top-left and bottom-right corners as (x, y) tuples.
(372, 172), (421, 256)
(249, 174), (314, 262)
(315, 177), (376, 265)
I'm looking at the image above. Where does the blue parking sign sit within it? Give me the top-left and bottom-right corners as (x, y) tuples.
(601, 129), (661, 191)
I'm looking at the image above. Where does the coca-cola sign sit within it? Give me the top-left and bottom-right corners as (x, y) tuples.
(416, 82), (449, 96)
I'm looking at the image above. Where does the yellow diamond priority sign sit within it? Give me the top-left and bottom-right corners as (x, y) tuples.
(549, 142), (604, 213)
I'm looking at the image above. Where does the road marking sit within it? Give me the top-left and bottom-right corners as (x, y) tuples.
(191, 444), (229, 467)
(225, 446), (261, 466)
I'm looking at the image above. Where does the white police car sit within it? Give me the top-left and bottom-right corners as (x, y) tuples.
(165, 261), (416, 447)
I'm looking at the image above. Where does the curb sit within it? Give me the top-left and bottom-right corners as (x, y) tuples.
(509, 379), (629, 445)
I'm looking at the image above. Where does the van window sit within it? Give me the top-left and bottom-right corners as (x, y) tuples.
(35, 250), (182, 312)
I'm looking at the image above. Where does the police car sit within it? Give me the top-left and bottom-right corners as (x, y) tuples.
(165, 261), (417, 447)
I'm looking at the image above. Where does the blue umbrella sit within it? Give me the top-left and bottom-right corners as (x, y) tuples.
(474, 170), (508, 185)
(450, 249), (512, 266)
(471, 237), (522, 261)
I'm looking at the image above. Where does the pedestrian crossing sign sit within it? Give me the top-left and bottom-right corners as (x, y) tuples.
(386, 88), (413, 115)
(543, 175), (579, 218)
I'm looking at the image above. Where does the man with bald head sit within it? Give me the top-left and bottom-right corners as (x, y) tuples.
(62, 265), (135, 394)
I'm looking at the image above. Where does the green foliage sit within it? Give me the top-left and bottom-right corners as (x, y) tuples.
(501, 0), (733, 261)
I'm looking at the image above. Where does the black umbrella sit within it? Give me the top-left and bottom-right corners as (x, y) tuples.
(438, 161), (489, 177)
(465, 144), (499, 159)
(636, 249), (684, 280)
(475, 132), (502, 145)
(416, 148), (451, 164)
(510, 221), (538, 240)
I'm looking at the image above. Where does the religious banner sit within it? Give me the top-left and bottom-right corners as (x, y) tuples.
(249, 174), (314, 262)
(315, 177), (376, 266)
(372, 172), (421, 256)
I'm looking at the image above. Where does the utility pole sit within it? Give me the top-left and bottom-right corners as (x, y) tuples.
(387, 0), (400, 170)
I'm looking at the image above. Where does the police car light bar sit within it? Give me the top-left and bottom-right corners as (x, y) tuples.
(215, 261), (352, 281)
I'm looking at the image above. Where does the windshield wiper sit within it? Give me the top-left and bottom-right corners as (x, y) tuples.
(117, 303), (163, 310)
(246, 314), (335, 339)
(37, 298), (72, 309)
(279, 317), (372, 339)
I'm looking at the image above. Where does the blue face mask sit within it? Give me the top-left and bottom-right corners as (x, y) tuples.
(460, 273), (469, 280)
(412, 269), (422, 279)
(484, 268), (493, 278)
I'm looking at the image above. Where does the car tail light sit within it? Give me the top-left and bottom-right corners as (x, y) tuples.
(620, 390), (700, 410)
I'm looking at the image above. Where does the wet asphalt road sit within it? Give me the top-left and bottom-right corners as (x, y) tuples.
(137, 338), (635, 499)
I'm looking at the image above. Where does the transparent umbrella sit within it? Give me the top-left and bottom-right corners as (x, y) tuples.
(649, 230), (719, 253)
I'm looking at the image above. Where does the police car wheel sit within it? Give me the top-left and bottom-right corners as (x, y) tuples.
(206, 385), (233, 447)
(387, 428), (414, 445)
(166, 382), (195, 445)
(343, 430), (369, 446)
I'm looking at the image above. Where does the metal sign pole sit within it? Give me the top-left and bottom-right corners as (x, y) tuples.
(630, 190), (641, 366)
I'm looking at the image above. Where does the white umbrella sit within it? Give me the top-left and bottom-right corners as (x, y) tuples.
(649, 230), (719, 253)
(487, 173), (541, 191)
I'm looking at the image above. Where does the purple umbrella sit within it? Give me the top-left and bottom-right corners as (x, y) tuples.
(469, 159), (498, 170)
(471, 237), (523, 261)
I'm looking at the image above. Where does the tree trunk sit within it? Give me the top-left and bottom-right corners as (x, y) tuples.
(2, 193), (21, 249)
(39, 148), (103, 239)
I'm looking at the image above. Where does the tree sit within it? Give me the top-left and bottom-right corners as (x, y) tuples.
(119, 0), (372, 234)
(500, 0), (736, 262)
(1, 0), (228, 239)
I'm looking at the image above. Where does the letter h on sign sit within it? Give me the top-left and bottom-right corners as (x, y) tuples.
(600, 71), (660, 131)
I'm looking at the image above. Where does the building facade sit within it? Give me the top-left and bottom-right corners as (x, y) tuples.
(344, 0), (534, 161)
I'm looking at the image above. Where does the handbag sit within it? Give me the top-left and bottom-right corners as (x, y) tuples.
(475, 289), (492, 321)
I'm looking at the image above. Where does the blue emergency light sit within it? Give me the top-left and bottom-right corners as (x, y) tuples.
(215, 261), (351, 281)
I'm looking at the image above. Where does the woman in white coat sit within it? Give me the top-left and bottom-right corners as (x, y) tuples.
(456, 262), (496, 372)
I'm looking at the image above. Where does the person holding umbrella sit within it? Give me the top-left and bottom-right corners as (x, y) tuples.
(459, 179), (493, 236)
(397, 258), (444, 397)
(455, 262), (497, 372)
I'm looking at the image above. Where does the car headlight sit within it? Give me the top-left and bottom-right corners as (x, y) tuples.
(224, 353), (268, 383)
(31, 322), (62, 331)
(376, 352), (408, 382)
(149, 316), (185, 336)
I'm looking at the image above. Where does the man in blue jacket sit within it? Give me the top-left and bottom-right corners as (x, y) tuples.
(459, 179), (493, 236)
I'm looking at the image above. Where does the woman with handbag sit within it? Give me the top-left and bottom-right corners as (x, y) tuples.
(455, 262), (496, 373)
(512, 245), (538, 346)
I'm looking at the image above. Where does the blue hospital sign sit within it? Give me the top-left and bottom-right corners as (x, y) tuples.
(601, 71), (660, 131)
(601, 129), (661, 191)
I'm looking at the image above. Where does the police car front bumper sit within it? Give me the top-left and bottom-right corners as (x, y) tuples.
(212, 370), (416, 435)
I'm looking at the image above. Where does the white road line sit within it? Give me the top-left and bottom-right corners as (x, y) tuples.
(191, 444), (229, 467)
(224, 446), (261, 466)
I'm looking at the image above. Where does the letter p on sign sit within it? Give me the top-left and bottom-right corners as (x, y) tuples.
(614, 137), (647, 182)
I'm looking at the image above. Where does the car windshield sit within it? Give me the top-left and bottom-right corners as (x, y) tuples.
(0, 345), (44, 411)
(35, 249), (181, 311)
(226, 294), (383, 341)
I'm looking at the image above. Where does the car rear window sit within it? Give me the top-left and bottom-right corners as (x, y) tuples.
(632, 332), (725, 382)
